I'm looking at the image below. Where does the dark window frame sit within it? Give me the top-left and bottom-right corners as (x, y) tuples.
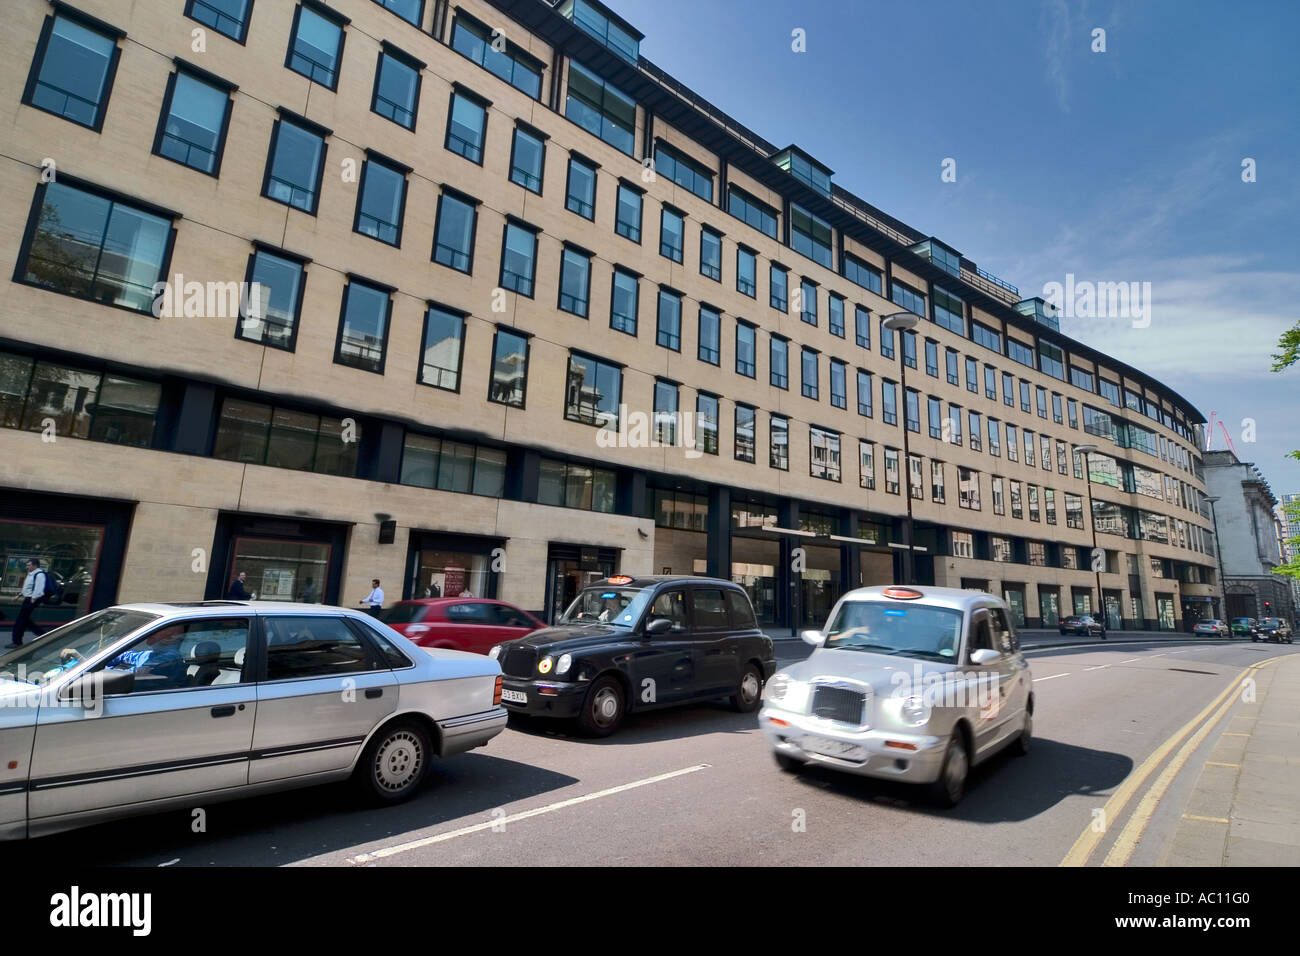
(332, 276), (395, 376)
(150, 61), (236, 177)
(21, 6), (125, 132)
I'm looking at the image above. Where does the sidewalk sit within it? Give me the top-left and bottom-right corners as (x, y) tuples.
(1162, 653), (1300, 865)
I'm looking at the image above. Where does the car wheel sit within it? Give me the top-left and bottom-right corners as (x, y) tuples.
(926, 731), (969, 808)
(577, 675), (625, 737)
(354, 720), (432, 804)
(1013, 707), (1032, 756)
(730, 664), (763, 713)
(774, 751), (804, 773)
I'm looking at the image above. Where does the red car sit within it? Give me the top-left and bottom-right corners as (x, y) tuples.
(380, 598), (545, 654)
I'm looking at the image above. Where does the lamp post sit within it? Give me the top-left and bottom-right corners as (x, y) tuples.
(1203, 495), (1224, 623)
(882, 311), (919, 585)
(1073, 442), (1106, 637)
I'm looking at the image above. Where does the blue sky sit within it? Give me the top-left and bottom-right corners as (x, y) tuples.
(611, 0), (1300, 492)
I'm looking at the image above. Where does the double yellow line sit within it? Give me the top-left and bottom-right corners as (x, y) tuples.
(1060, 655), (1282, 867)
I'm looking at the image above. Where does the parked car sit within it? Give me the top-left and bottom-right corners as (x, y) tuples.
(491, 575), (776, 737)
(382, 598), (544, 653)
(1059, 614), (1106, 638)
(1230, 617), (1258, 638)
(759, 586), (1033, 807)
(0, 601), (507, 840)
(1192, 619), (1230, 637)
(1255, 618), (1294, 644)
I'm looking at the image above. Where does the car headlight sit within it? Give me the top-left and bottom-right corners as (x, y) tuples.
(488, 645), (501, 660)
(766, 674), (790, 701)
(555, 653), (572, 676)
(537, 656), (554, 675)
(900, 696), (930, 726)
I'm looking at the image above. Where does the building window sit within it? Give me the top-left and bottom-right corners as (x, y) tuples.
(1099, 378), (1121, 407)
(334, 280), (391, 374)
(931, 460), (945, 503)
(860, 441), (876, 490)
(615, 182), (642, 241)
(509, 126), (546, 193)
(735, 405), (756, 463)
(16, 181), (174, 314)
(1045, 488), (1057, 525)
(354, 157), (407, 246)
(985, 365), (997, 400)
(952, 532), (974, 559)
(905, 389), (920, 433)
(1028, 542), (1046, 568)
(1052, 393), (1064, 425)
(1020, 380), (1032, 412)
(432, 189), (478, 273)
(1, 352), (160, 448)
(558, 246), (592, 317)
(858, 371), (874, 418)
(884, 448), (900, 495)
(927, 396), (942, 438)
(538, 459), (616, 512)
(239, 247), (306, 351)
(991, 536), (1012, 562)
(735, 323), (756, 377)
(903, 331), (917, 369)
(154, 68), (233, 176)
(610, 269), (638, 335)
(1056, 440), (1069, 475)
(727, 185), (778, 239)
(697, 394), (720, 455)
(948, 404), (962, 445)
(989, 418), (1001, 456)
(400, 434), (506, 498)
(1008, 338), (1035, 369)
(1027, 484), (1040, 521)
(653, 380), (677, 445)
(655, 142), (713, 201)
(932, 285), (964, 336)
(418, 305), (464, 391)
(855, 306), (871, 349)
(489, 329), (529, 407)
(890, 279), (926, 317)
(770, 415), (789, 470)
(882, 380), (898, 426)
(908, 454), (924, 500)
(566, 156), (597, 219)
(565, 353), (621, 428)
(451, 14), (541, 98)
(737, 247), (757, 297)
(263, 116), (327, 214)
(810, 427), (841, 482)
(698, 306), (721, 365)
(770, 265), (788, 312)
(1039, 341), (1066, 380)
(1070, 366), (1095, 392)
(843, 253), (882, 294)
(372, 48), (421, 129)
(374, 0), (423, 27)
(215, 399), (359, 477)
(881, 323), (895, 360)
(287, 3), (345, 89)
(566, 59), (636, 155)
(1002, 372), (1015, 407)
(969, 410), (982, 451)
(1023, 430), (1036, 466)
(991, 477), (1005, 515)
(770, 337), (789, 389)
(958, 467), (980, 510)
(1041, 433), (1052, 471)
(972, 321), (1001, 353)
(830, 360), (847, 409)
(185, 0), (252, 44)
(656, 289), (682, 351)
(1010, 480), (1023, 518)
(700, 227), (722, 281)
(445, 90), (487, 164)
(801, 348), (819, 400)
(24, 9), (122, 130)
(500, 221), (537, 297)
(790, 204), (832, 268)
(965, 356), (978, 393)
(660, 207), (684, 262)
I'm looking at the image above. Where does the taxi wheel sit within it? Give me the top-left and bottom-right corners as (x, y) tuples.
(774, 752), (804, 773)
(577, 675), (625, 738)
(1013, 707), (1032, 756)
(927, 731), (969, 808)
(354, 721), (431, 804)
(730, 664), (764, 713)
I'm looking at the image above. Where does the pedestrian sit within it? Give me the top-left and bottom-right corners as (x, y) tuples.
(361, 579), (384, 617)
(298, 577), (316, 604)
(227, 571), (250, 600)
(11, 558), (49, 646)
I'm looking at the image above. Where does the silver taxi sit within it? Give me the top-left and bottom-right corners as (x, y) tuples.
(0, 601), (507, 839)
(759, 586), (1033, 806)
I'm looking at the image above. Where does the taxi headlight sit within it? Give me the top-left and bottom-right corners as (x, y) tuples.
(556, 653), (572, 676)
(766, 674), (790, 701)
(488, 645), (502, 660)
(537, 656), (554, 675)
(900, 696), (930, 726)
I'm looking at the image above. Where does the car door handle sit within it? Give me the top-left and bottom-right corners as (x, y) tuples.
(210, 705), (236, 718)
(365, 688), (383, 699)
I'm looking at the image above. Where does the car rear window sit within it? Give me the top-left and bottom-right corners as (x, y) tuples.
(691, 589), (730, 630)
(725, 590), (758, 630)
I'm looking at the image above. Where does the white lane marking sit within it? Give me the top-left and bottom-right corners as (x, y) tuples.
(159, 859), (179, 867)
(347, 764), (711, 864)
(1033, 672), (1071, 682)
(1085, 665), (1108, 671)
(1118, 658), (1140, 664)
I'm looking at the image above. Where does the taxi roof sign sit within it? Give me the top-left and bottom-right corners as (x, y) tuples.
(881, 587), (924, 600)
(606, 575), (634, 585)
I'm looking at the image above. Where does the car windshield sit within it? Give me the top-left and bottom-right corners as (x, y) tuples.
(380, 603), (425, 624)
(824, 601), (964, 661)
(560, 587), (651, 627)
(0, 609), (159, 685)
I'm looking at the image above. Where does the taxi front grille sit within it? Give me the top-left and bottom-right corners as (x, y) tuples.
(811, 685), (867, 725)
(501, 646), (538, 678)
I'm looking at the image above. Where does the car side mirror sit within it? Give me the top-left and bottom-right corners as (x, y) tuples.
(969, 648), (1001, 666)
(57, 668), (133, 705)
(801, 629), (826, 647)
(645, 617), (673, 636)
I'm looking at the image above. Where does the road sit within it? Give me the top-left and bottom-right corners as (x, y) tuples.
(9, 637), (1295, 866)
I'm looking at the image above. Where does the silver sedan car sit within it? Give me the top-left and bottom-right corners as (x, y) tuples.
(759, 586), (1033, 806)
(0, 601), (507, 840)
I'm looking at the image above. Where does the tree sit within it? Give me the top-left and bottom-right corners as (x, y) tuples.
(1272, 318), (1300, 585)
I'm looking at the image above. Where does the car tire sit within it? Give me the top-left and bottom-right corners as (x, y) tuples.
(774, 751), (804, 773)
(576, 675), (625, 738)
(926, 731), (969, 808)
(1013, 707), (1032, 756)
(353, 720), (432, 805)
(730, 664), (763, 713)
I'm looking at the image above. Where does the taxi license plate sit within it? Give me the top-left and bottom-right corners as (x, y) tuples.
(801, 735), (866, 761)
(501, 689), (527, 705)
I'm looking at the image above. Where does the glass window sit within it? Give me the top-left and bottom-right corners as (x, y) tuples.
(770, 415), (789, 470)
(985, 365), (996, 399)
(735, 405), (755, 462)
(565, 354), (621, 427)
(656, 289), (681, 351)
(843, 253), (882, 294)
(698, 307), (721, 365)
(1010, 480), (1022, 518)
(800, 348), (818, 400)
(924, 340), (939, 377)
(18, 181), (172, 313)
(660, 207), (684, 262)
(700, 228), (722, 281)
(240, 248), (304, 350)
(1020, 380), (1032, 412)
(931, 460), (945, 502)
(489, 329), (529, 407)
(949, 404), (963, 445)
(374, 0), (423, 27)
(655, 143), (712, 201)
(1002, 372), (1015, 406)
(972, 321), (1001, 353)
(372, 50), (420, 129)
(858, 370), (873, 418)
(610, 269), (638, 335)
(653, 380), (677, 445)
(615, 183), (642, 241)
(859, 441), (875, 490)
(500, 222), (537, 296)
(932, 285), (964, 335)
(419, 306), (464, 391)
(1027, 484), (1040, 521)
(810, 427), (841, 482)
(969, 410), (982, 451)
(737, 247), (756, 297)
(959, 467), (980, 510)
(100, 618), (251, 691)
(881, 323), (895, 360)
(185, 0), (252, 43)
(770, 337), (788, 389)
(566, 60), (635, 155)
(770, 266), (788, 312)
(799, 279), (818, 326)
(446, 91), (487, 164)
(908, 455), (925, 500)
(830, 360), (847, 409)
(855, 306), (871, 349)
(288, 4), (344, 89)
(1045, 488), (1057, 525)
(264, 118), (326, 214)
(882, 380), (897, 426)
(905, 389), (920, 432)
(1008, 338), (1035, 368)
(965, 356), (978, 393)
(566, 157), (597, 219)
(264, 616), (377, 680)
(989, 418), (1001, 456)
(828, 295), (845, 338)
(25, 12), (120, 129)
(1052, 393), (1063, 424)
(335, 280), (390, 373)
(266, 408), (319, 471)
(509, 127), (545, 193)
(884, 448), (900, 494)
(890, 280), (926, 317)
(696, 394), (719, 455)
(727, 186), (778, 238)
(14, 360), (158, 447)
(450, 16), (541, 98)
(790, 204), (832, 268)
(1039, 341), (1066, 380)
(735, 323), (756, 377)
(927, 396), (942, 438)
(558, 247), (591, 316)
(432, 191), (477, 273)
(355, 159), (406, 246)
(156, 70), (231, 175)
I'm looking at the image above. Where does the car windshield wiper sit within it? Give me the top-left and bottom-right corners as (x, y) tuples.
(831, 642), (898, 653)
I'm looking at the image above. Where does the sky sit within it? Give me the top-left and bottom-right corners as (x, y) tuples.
(609, 0), (1300, 492)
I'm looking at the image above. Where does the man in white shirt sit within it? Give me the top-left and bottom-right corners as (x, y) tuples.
(361, 579), (384, 617)
(11, 558), (48, 646)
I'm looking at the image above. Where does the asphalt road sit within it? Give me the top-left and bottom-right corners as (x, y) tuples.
(10, 637), (1296, 866)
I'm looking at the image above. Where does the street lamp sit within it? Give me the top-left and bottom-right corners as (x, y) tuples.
(1073, 442), (1106, 636)
(882, 311), (919, 585)
(1203, 495), (1225, 622)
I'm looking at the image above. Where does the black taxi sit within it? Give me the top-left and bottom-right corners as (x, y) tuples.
(490, 576), (776, 736)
